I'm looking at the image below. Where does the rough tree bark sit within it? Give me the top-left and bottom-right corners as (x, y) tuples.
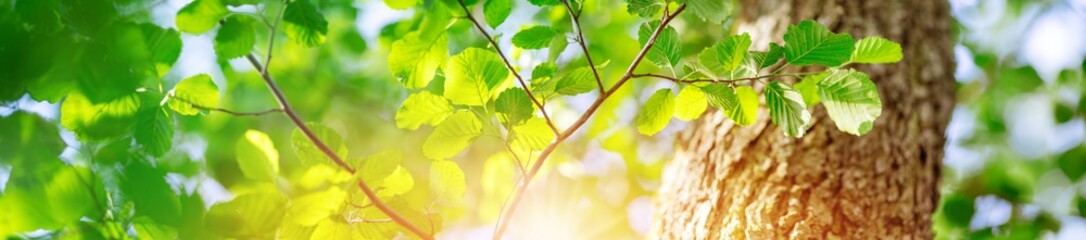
(651, 0), (955, 239)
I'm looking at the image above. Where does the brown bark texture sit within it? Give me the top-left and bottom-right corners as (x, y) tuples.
(651, 0), (956, 239)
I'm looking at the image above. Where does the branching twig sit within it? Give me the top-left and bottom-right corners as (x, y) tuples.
(169, 96), (284, 116)
(245, 53), (433, 240)
(562, 0), (605, 93)
(455, 0), (561, 136)
(490, 4), (688, 239)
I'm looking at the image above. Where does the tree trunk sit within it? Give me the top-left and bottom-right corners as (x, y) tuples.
(651, 0), (955, 239)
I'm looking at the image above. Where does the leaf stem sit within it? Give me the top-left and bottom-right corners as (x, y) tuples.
(245, 54), (434, 240)
(490, 4), (688, 239)
(169, 96), (284, 116)
(630, 71), (818, 84)
(455, 0), (561, 136)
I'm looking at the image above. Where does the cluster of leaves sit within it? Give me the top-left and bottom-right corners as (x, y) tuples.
(1, 0), (454, 239)
(385, 0), (902, 236)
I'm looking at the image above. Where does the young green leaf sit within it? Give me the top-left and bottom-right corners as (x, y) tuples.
(625, 0), (663, 17)
(512, 26), (558, 49)
(495, 88), (534, 125)
(175, 0), (229, 34)
(782, 20), (855, 66)
(553, 66), (598, 96)
(134, 107), (173, 157)
(132, 217), (178, 240)
(423, 111), (482, 160)
(430, 160), (466, 206)
(379, 166), (415, 196)
(750, 43), (784, 68)
(673, 86), (708, 121)
(686, 0), (734, 24)
(532, 62), (558, 81)
(205, 192), (287, 238)
(384, 0), (419, 10)
(235, 129), (279, 181)
(139, 24), (183, 77)
(702, 85), (758, 126)
(396, 91), (454, 130)
(61, 92), (141, 139)
(284, 186), (347, 226)
(389, 33), (448, 89)
(311, 219), (356, 239)
(511, 118), (556, 150)
(484, 0), (512, 28)
(283, 0), (329, 47)
(713, 33), (752, 71)
(849, 36), (903, 64)
(291, 123), (349, 167)
(638, 21), (681, 69)
(794, 72), (825, 106)
(765, 82), (811, 137)
(214, 15), (256, 60)
(817, 69), (882, 135)
(359, 150), (402, 185)
(637, 89), (675, 135)
(444, 48), (509, 106)
(168, 74), (220, 116)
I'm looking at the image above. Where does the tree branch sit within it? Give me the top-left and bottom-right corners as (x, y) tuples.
(456, 0), (561, 136)
(562, 0), (605, 93)
(245, 54), (434, 240)
(490, 4), (688, 239)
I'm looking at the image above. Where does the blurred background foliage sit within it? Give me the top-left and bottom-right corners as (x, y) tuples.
(0, 0), (1085, 239)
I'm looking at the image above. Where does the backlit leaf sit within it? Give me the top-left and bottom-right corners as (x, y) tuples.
(849, 36), (903, 64)
(423, 111), (482, 159)
(484, 0), (512, 28)
(396, 91), (454, 130)
(496, 88), (535, 125)
(283, 0), (329, 47)
(673, 86), (707, 121)
(816, 69), (882, 135)
(285, 186), (347, 226)
(430, 160), (466, 205)
(214, 15), (257, 60)
(175, 0), (228, 34)
(235, 129), (280, 181)
(389, 33), (448, 89)
(638, 21), (681, 68)
(512, 26), (558, 50)
(637, 89), (674, 135)
(765, 82), (811, 137)
(291, 123), (349, 167)
(168, 74), (220, 116)
(444, 48), (508, 106)
(511, 118), (555, 150)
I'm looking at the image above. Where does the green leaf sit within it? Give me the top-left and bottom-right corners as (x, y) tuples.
(712, 33), (753, 71)
(423, 111), (482, 159)
(750, 43), (784, 68)
(430, 160), (466, 205)
(311, 219), (357, 239)
(794, 72), (824, 106)
(625, 0), (663, 17)
(765, 82), (811, 137)
(134, 107), (174, 157)
(495, 88), (534, 125)
(214, 15), (257, 60)
(285, 186), (347, 226)
(61, 92), (141, 139)
(638, 21), (681, 68)
(139, 24), (183, 77)
(532, 62), (558, 81)
(782, 20), (855, 66)
(283, 0), (329, 47)
(512, 26), (558, 50)
(849, 36), (902, 64)
(484, 0), (512, 28)
(291, 123), (349, 167)
(205, 192), (287, 238)
(527, 0), (559, 6)
(359, 150), (401, 185)
(396, 91), (454, 130)
(673, 86), (707, 121)
(444, 48), (509, 106)
(384, 0), (419, 10)
(511, 118), (555, 150)
(235, 129), (280, 181)
(686, 0), (734, 24)
(175, 0), (229, 34)
(637, 89), (675, 135)
(702, 85), (758, 126)
(553, 66), (598, 96)
(168, 74), (220, 116)
(816, 69), (882, 135)
(133, 217), (179, 240)
(122, 162), (182, 227)
(389, 33), (448, 89)
(380, 166), (415, 196)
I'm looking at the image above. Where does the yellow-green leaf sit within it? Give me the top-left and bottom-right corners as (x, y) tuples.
(637, 89), (674, 135)
(849, 36), (903, 64)
(673, 86), (708, 121)
(430, 160), (466, 206)
(817, 69), (882, 135)
(396, 91), (454, 130)
(511, 118), (556, 150)
(765, 82), (811, 137)
(285, 186), (347, 226)
(291, 123), (348, 167)
(235, 129), (279, 181)
(168, 74), (220, 116)
(175, 0), (229, 34)
(444, 48), (508, 106)
(423, 111), (482, 159)
(389, 33), (447, 89)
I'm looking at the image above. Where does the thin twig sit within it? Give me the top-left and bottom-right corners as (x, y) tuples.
(455, 0), (561, 136)
(562, 0), (605, 93)
(262, 0), (287, 76)
(169, 96), (283, 116)
(245, 54), (434, 240)
(490, 5), (688, 239)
